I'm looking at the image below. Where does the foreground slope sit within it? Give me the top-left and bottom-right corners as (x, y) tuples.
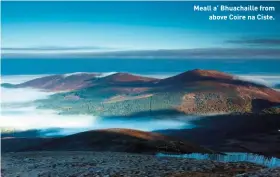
(14, 128), (213, 154)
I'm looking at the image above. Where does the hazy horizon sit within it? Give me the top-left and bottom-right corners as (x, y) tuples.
(2, 1), (280, 59)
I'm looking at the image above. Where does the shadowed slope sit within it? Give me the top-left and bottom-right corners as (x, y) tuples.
(18, 128), (214, 154)
(156, 113), (280, 157)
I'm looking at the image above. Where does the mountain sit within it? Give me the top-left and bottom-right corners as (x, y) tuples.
(94, 70), (280, 115)
(7, 128), (213, 154)
(1, 72), (158, 92)
(95, 73), (158, 83)
(158, 69), (234, 84)
(5, 69), (280, 115)
(157, 69), (280, 114)
(1, 73), (100, 91)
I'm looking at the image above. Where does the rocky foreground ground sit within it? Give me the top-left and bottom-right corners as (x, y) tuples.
(2, 151), (280, 177)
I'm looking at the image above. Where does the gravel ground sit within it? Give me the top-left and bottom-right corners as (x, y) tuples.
(237, 167), (280, 177)
(1, 151), (270, 177)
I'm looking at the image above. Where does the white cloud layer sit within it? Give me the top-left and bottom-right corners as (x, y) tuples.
(1, 87), (52, 103)
(237, 75), (280, 87)
(1, 106), (97, 130)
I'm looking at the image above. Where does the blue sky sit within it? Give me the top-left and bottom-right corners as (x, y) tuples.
(1, 1), (280, 58)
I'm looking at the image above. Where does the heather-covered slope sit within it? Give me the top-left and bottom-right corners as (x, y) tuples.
(150, 69), (279, 113)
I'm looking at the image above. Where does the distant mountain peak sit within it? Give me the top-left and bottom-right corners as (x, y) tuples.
(101, 72), (158, 82)
(184, 69), (233, 79)
(62, 72), (99, 78)
(159, 69), (234, 85)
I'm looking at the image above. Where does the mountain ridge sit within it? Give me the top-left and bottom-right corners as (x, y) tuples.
(3, 69), (280, 114)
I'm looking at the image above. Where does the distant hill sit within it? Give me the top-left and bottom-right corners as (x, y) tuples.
(95, 73), (158, 83)
(1, 73), (100, 91)
(157, 69), (280, 114)
(158, 69), (234, 84)
(4, 129), (214, 154)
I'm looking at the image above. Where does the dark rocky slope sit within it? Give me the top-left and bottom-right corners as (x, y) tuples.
(156, 113), (280, 158)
